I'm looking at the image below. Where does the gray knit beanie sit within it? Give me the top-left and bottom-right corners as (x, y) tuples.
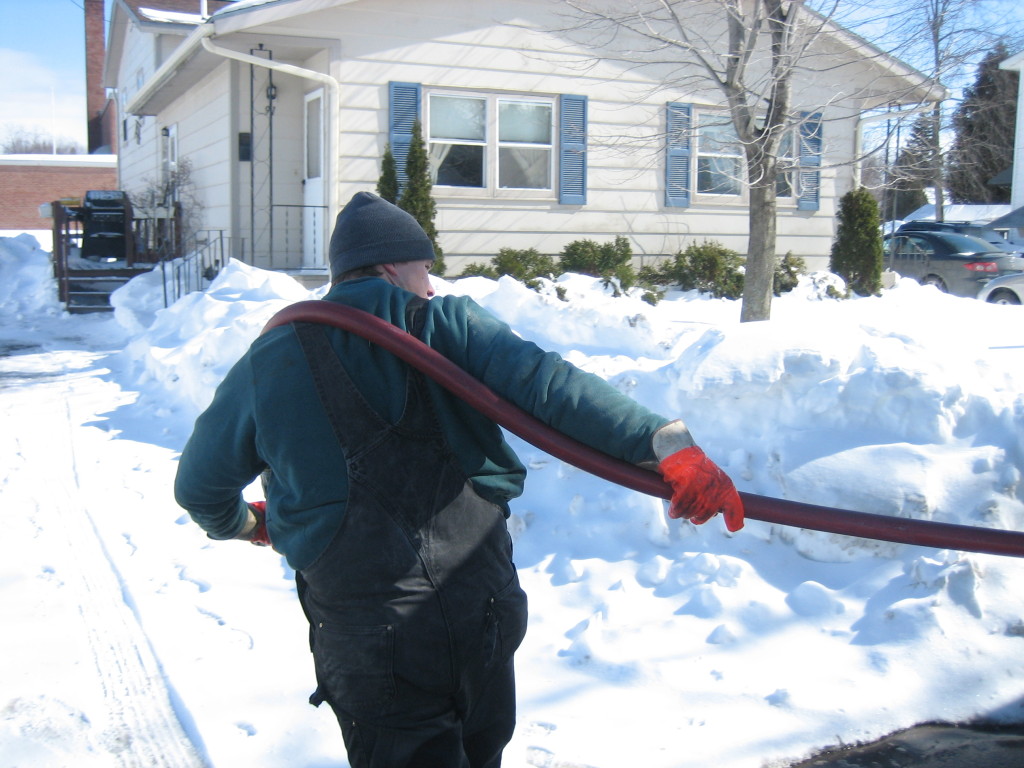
(328, 192), (434, 279)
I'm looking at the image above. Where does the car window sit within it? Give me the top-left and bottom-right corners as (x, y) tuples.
(906, 236), (934, 257)
(937, 233), (1001, 254)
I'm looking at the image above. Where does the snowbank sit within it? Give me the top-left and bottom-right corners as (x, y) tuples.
(3, 240), (1024, 768)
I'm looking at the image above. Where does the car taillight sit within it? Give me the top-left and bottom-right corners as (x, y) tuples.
(964, 261), (999, 273)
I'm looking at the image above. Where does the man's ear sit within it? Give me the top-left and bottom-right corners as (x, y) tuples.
(379, 263), (398, 278)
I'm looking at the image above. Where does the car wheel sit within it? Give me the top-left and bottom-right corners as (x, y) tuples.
(922, 275), (948, 292)
(987, 288), (1022, 305)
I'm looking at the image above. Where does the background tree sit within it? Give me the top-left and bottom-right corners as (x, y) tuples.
(861, 0), (1020, 220)
(397, 119), (445, 276)
(947, 41), (1018, 204)
(376, 143), (399, 204)
(882, 114), (934, 221)
(559, 1), (937, 322)
(1, 126), (82, 155)
(830, 187), (883, 296)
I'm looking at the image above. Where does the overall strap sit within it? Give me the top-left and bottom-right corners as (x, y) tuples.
(293, 322), (390, 457)
(292, 298), (432, 458)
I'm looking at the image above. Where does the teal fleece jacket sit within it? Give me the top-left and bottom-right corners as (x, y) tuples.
(174, 277), (669, 570)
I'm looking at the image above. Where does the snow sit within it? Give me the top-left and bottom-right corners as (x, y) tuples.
(3, 231), (1024, 768)
(903, 203), (1013, 226)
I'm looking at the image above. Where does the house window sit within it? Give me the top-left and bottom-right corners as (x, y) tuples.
(665, 103), (821, 211)
(427, 91), (554, 194)
(428, 94), (486, 187)
(696, 113), (742, 196)
(390, 82), (585, 204)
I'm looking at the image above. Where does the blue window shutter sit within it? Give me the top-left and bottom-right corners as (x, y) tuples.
(798, 111), (822, 211)
(559, 94), (587, 205)
(389, 82), (421, 193)
(665, 102), (691, 208)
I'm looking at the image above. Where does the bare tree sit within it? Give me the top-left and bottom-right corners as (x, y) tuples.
(855, 0), (1020, 219)
(1, 126), (83, 155)
(129, 157), (204, 257)
(557, 0), (938, 321)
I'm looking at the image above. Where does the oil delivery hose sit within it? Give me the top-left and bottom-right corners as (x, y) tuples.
(263, 301), (1024, 559)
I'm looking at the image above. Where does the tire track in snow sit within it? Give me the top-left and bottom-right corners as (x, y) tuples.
(1, 344), (206, 767)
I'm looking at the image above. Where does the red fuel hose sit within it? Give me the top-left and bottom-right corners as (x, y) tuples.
(263, 301), (1024, 558)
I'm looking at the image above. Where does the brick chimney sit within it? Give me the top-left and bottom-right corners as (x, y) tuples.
(84, 0), (110, 153)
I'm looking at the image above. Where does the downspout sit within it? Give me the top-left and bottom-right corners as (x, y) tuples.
(200, 36), (341, 264)
(201, 36), (339, 98)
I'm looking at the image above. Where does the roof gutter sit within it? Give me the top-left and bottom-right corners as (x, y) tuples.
(125, 24), (215, 116)
(125, 23), (341, 115)
(200, 36), (339, 96)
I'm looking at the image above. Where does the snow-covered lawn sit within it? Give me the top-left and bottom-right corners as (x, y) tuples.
(2, 232), (1024, 767)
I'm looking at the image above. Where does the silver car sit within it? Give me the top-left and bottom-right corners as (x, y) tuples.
(884, 231), (1024, 298)
(977, 272), (1024, 305)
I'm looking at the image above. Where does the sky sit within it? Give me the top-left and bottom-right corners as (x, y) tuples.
(0, 0), (91, 149)
(3, 231), (1024, 767)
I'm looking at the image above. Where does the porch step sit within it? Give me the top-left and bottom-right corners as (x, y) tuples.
(63, 269), (151, 314)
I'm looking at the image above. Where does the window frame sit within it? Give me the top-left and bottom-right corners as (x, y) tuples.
(666, 104), (821, 209)
(425, 88), (558, 200)
(694, 110), (744, 198)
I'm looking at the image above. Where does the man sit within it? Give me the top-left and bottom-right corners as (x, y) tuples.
(174, 191), (743, 768)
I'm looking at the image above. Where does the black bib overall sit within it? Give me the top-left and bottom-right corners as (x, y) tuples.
(292, 321), (528, 768)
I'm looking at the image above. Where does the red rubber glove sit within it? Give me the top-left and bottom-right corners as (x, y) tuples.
(242, 501), (272, 547)
(658, 446), (744, 532)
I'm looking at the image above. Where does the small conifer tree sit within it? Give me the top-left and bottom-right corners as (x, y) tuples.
(398, 119), (445, 276)
(830, 187), (883, 296)
(376, 143), (399, 204)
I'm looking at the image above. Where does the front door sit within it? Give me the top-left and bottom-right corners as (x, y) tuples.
(303, 89), (326, 270)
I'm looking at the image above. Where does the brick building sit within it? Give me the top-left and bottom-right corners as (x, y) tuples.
(0, 0), (119, 243)
(0, 155), (117, 232)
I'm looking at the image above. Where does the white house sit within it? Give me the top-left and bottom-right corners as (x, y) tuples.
(104, 0), (941, 278)
(995, 49), (1024, 238)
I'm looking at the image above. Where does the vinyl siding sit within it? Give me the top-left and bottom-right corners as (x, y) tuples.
(115, 0), (934, 271)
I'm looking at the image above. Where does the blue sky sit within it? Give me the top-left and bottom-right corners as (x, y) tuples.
(0, 0), (92, 149)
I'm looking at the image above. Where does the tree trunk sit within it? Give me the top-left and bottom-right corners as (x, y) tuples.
(741, 168), (778, 323)
(929, 103), (945, 221)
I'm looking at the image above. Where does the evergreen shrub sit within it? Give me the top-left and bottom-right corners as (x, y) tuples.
(557, 236), (636, 294)
(830, 187), (883, 296)
(641, 240), (745, 299)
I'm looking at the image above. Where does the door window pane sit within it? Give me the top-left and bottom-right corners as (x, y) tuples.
(306, 96), (322, 179)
